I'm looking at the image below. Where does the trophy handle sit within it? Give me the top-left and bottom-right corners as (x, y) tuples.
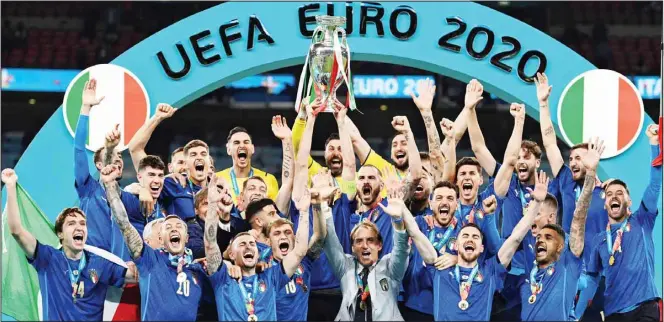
(311, 26), (325, 44)
(336, 27), (348, 47)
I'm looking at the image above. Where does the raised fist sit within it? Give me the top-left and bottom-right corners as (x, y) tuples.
(464, 79), (484, 109)
(155, 103), (177, 120)
(482, 195), (497, 214)
(1, 168), (18, 186)
(391, 116), (411, 133)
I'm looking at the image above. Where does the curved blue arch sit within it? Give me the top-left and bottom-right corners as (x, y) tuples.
(4, 1), (661, 299)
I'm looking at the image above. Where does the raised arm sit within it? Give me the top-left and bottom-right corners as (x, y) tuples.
(466, 80), (497, 175)
(344, 114), (373, 164)
(401, 200), (437, 264)
(498, 171), (549, 267)
(412, 78), (442, 156)
(127, 103), (177, 171)
(293, 99), (320, 201)
(204, 175), (233, 275)
(2, 169), (37, 258)
(282, 189), (312, 278)
(392, 116), (422, 198)
(309, 171), (340, 255)
(377, 187), (409, 280)
(74, 79), (104, 187)
(335, 101), (357, 185)
(440, 118), (458, 183)
(569, 138), (604, 257)
(103, 124), (120, 167)
(272, 116), (295, 214)
(321, 203), (348, 280)
(535, 73), (564, 177)
(101, 165), (143, 260)
(643, 124), (662, 213)
(504, 103), (526, 165)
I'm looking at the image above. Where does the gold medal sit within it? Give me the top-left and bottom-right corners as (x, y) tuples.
(609, 255), (615, 266)
(528, 295), (536, 304)
(458, 300), (469, 311)
(247, 314), (258, 321)
(359, 301), (366, 311)
(177, 272), (187, 283)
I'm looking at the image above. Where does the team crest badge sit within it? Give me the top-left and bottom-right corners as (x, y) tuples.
(475, 272), (483, 283)
(379, 278), (389, 292)
(296, 265), (304, 276)
(547, 266), (555, 276)
(448, 237), (457, 251)
(259, 280), (267, 293)
(89, 269), (99, 284)
(436, 232), (443, 239)
(476, 211), (484, 220)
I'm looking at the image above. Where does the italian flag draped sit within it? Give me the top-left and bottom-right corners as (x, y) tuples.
(1, 183), (140, 321)
(559, 71), (643, 156)
(64, 65), (148, 150)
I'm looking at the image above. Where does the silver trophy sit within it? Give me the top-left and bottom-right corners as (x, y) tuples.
(296, 15), (356, 113)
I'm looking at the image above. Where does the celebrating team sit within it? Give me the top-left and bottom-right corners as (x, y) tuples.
(3, 72), (661, 321)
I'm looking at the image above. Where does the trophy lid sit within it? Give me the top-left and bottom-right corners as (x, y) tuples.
(315, 15), (346, 27)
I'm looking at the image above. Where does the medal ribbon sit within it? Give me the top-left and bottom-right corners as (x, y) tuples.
(359, 203), (382, 224)
(454, 264), (479, 302)
(259, 246), (272, 262)
(230, 168), (254, 197)
(356, 270), (370, 306)
(166, 248), (193, 270)
(606, 219), (629, 259)
(529, 262), (554, 298)
(518, 182), (532, 216)
(455, 202), (479, 224)
(238, 275), (259, 317)
(62, 251), (87, 299)
(427, 217), (457, 253)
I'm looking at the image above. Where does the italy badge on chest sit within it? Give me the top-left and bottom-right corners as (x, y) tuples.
(89, 269), (99, 284)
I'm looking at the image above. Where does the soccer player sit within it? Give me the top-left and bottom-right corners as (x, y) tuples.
(143, 218), (164, 249)
(122, 155), (167, 236)
(168, 147), (186, 175)
(187, 182), (249, 259)
(402, 181), (498, 320)
(345, 111), (422, 185)
(291, 98), (357, 192)
(534, 72), (611, 318)
(101, 165), (210, 321)
(412, 170), (550, 321)
(73, 79), (133, 260)
(2, 168), (136, 321)
(204, 176), (313, 321)
(520, 138), (603, 321)
(586, 124), (661, 321)
(321, 183), (411, 321)
(216, 126), (279, 203)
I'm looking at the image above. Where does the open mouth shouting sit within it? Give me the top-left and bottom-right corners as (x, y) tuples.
(461, 181), (474, 196)
(609, 199), (622, 214)
(360, 249), (372, 261)
(149, 182), (163, 197)
(242, 250), (256, 264)
(328, 157), (342, 170)
(462, 242), (476, 254)
(72, 231), (85, 247)
(517, 164), (529, 177)
(437, 204), (451, 220)
(277, 240), (291, 256)
(237, 148), (249, 164)
(535, 242), (547, 258)
(361, 183), (372, 196)
(169, 232), (182, 249)
(394, 151), (407, 163)
(570, 165), (582, 178)
(193, 159), (205, 175)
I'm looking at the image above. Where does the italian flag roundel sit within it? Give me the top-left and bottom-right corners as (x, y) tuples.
(557, 69), (644, 159)
(63, 64), (150, 152)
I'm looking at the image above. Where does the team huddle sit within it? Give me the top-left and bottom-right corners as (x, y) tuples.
(3, 73), (662, 322)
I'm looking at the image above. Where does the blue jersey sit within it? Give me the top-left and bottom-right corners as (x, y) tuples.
(74, 115), (133, 261)
(556, 165), (608, 264)
(427, 256), (508, 321)
(159, 177), (201, 220)
(587, 146), (661, 316)
(123, 193), (165, 237)
(520, 244), (582, 321)
(403, 211), (461, 315)
(458, 182), (504, 262)
(276, 256), (314, 321)
(349, 198), (394, 258)
(211, 262), (291, 321)
(135, 246), (209, 321)
(28, 242), (126, 321)
(497, 163), (558, 271)
(521, 232), (571, 274)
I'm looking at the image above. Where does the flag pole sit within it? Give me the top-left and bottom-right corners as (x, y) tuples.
(652, 39), (663, 166)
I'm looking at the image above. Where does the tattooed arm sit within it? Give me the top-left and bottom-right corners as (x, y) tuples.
(535, 73), (564, 177)
(570, 138), (604, 257)
(440, 118), (458, 183)
(335, 102), (357, 185)
(273, 116), (295, 214)
(205, 176), (230, 275)
(569, 172), (594, 257)
(101, 166), (143, 260)
(391, 116), (422, 198)
(306, 203), (325, 259)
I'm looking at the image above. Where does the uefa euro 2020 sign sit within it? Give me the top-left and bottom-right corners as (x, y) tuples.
(3, 1), (662, 301)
